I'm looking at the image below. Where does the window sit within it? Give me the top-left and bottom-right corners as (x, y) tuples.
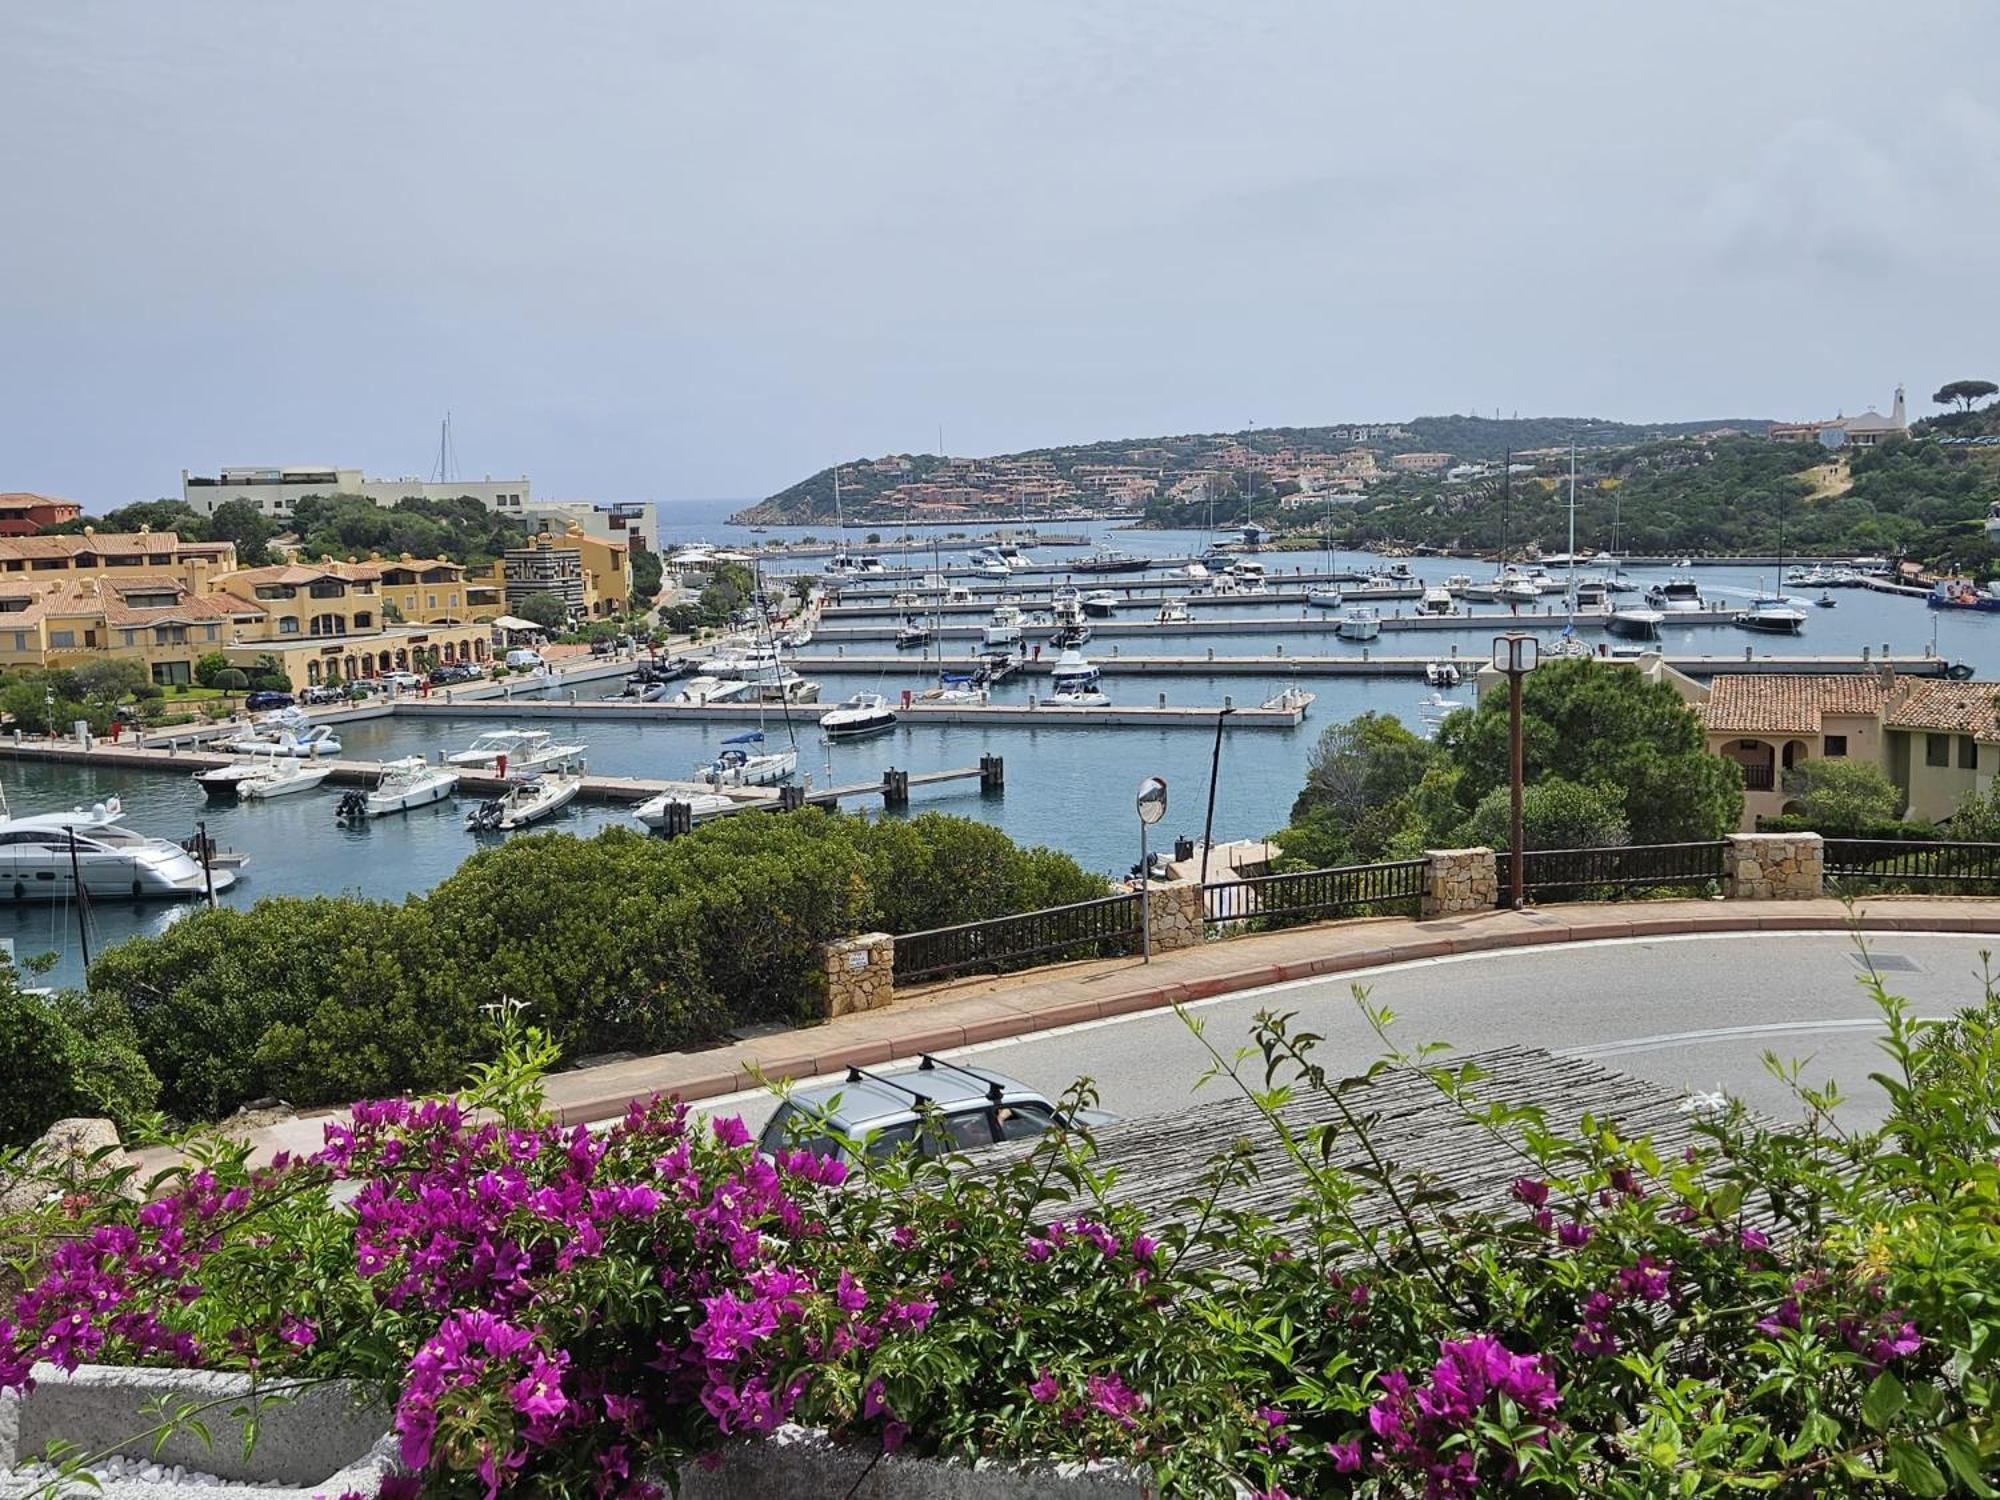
(10, 632), (24, 652)
(352, 611), (372, 630)
(994, 1101), (1057, 1142)
(122, 630), (137, 648)
(1927, 733), (1951, 768)
(1823, 735), (1847, 757)
(426, 594), (436, 610)
(152, 626), (187, 645)
(48, 629), (75, 648)
(203, 625), (217, 641)
(1962, 736), (1979, 771)
(279, 618), (300, 635)
(151, 661), (191, 686)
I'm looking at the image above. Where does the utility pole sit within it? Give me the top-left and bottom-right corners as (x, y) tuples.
(1492, 634), (1538, 908)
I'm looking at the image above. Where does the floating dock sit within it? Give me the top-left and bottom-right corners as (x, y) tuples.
(787, 650), (1955, 681)
(386, 697), (1306, 730)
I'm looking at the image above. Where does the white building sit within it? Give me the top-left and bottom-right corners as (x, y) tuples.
(519, 499), (659, 552)
(181, 466), (532, 521)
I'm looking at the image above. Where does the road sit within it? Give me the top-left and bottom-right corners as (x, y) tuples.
(708, 931), (1999, 1133)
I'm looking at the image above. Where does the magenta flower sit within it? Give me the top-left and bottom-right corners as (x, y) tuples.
(1510, 1178), (1550, 1208)
(1329, 1439), (1363, 1473)
(1557, 1221), (1594, 1248)
(1028, 1369), (1060, 1403)
(710, 1116), (751, 1149)
(1086, 1372), (1145, 1428)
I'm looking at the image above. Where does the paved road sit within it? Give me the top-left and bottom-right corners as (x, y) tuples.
(710, 931), (1999, 1133)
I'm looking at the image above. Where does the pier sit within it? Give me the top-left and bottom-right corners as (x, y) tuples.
(386, 696), (1306, 729)
(788, 650), (1955, 681)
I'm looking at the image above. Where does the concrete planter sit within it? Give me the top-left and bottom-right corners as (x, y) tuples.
(671, 1423), (1147, 1499)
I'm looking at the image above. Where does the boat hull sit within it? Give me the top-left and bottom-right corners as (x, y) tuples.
(821, 715), (898, 741)
(241, 766), (336, 799)
(366, 776), (458, 817)
(1606, 611), (1664, 640)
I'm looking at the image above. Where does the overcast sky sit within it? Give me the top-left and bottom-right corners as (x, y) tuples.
(4, 1), (1996, 508)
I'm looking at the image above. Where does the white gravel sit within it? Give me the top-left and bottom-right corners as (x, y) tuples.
(1, 1454), (263, 1492)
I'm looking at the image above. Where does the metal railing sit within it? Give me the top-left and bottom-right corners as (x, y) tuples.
(1741, 763), (1775, 791)
(1204, 859), (1426, 931)
(893, 893), (1142, 985)
(1825, 839), (2000, 892)
(1495, 841), (1726, 904)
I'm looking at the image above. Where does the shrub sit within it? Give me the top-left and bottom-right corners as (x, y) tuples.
(1781, 758), (1903, 834)
(211, 668), (249, 691)
(193, 651), (232, 689)
(1462, 775), (1630, 851)
(0, 976), (157, 1146)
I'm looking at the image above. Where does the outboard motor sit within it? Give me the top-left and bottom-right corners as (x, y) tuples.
(466, 798), (506, 833)
(335, 789), (369, 823)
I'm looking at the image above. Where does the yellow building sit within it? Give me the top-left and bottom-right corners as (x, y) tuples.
(0, 530), (237, 591)
(370, 556), (504, 624)
(1881, 680), (2000, 823)
(493, 526), (631, 620)
(221, 622), (496, 689)
(1697, 675), (1896, 829)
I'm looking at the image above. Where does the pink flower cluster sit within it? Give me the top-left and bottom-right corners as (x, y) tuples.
(1367, 1336), (1561, 1498)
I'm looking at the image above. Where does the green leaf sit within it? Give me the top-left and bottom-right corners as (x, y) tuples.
(1863, 1369), (1908, 1431)
(1936, 1428), (1999, 1497)
(1888, 1438), (1950, 1498)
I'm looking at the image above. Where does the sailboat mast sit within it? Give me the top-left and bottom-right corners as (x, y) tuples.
(1501, 449), (1511, 564)
(1567, 444), (1577, 613)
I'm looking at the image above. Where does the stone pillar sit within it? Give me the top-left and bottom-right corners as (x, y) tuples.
(1722, 832), (1824, 900)
(1144, 879), (1207, 954)
(823, 932), (895, 1018)
(1422, 847), (1499, 918)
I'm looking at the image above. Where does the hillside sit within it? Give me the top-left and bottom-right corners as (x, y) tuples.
(732, 414), (1765, 525)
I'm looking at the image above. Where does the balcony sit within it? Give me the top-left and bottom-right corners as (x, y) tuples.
(1741, 763), (1775, 791)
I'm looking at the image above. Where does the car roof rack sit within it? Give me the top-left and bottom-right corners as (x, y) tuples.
(845, 1063), (931, 1106)
(916, 1053), (1005, 1103)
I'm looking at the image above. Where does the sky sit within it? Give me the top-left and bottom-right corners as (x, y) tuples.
(4, 0), (1997, 509)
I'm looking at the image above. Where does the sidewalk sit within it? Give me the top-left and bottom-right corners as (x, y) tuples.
(532, 895), (2000, 1125)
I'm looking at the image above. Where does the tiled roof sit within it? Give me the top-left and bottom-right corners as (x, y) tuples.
(1884, 680), (2000, 741)
(1697, 674), (1895, 735)
(0, 492), (81, 512)
(215, 561), (383, 587)
(0, 531), (231, 561)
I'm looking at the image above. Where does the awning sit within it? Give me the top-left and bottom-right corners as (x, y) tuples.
(489, 615), (543, 631)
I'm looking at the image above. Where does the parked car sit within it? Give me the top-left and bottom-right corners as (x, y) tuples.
(300, 685), (348, 706)
(589, 638), (617, 656)
(380, 671), (423, 691)
(755, 1057), (1113, 1162)
(505, 648), (545, 671)
(243, 690), (295, 711)
(428, 664), (480, 685)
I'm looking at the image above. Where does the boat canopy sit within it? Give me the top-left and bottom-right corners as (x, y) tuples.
(723, 730), (765, 745)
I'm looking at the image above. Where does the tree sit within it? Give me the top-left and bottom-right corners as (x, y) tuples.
(1290, 712), (1437, 826)
(1438, 658), (1743, 844)
(629, 548), (663, 604)
(515, 592), (571, 630)
(212, 668), (249, 691)
(1463, 776), (1630, 851)
(194, 651), (233, 689)
(0, 975), (157, 1146)
(1782, 758), (1902, 833)
(1932, 380), (1998, 413)
(204, 499), (279, 567)
(69, 656), (150, 703)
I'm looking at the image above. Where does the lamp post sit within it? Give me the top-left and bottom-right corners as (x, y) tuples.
(1491, 633), (1539, 908)
(1136, 776), (1169, 962)
(1197, 706), (1234, 889)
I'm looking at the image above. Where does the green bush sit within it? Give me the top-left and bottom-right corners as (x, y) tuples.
(0, 975), (158, 1146)
(1462, 775), (1630, 851)
(1780, 758), (1903, 834)
(211, 668), (249, 691)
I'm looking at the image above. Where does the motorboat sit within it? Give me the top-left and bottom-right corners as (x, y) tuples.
(621, 659), (692, 699)
(750, 676), (820, 704)
(0, 794), (237, 901)
(337, 757), (459, 819)
(1262, 686), (1315, 714)
(238, 761), (337, 800)
(894, 623), (931, 650)
(446, 729), (586, 774)
(919, 672), (986, 705)
(194, 760), (278, 801)
(1734, 596), (1809, 634)
(779, 626), (814, 649)
(1419, 692), (1466, 717)
(819, 692), (898, 740)
(1155, 598), (1192, 624)
(1178, 561), (1210, 581)
(465, 773), (581, 833)
(1461, 579), (1501, 604)
(1069, 551), (1150, 574)
(1571, 580), (1610, 612)
(632, 788), (739, 832)
(1081, 590), (1120, 618)
(1414, 587), (1460, 618)
(673, 676), (755, 706)
(1336, 606), (1382, 642)
(1607, 606), (1666, 640)
(1646, 578), (1704, 612)
(1927, 580), (2000, 613)
(968, 549), (1012, 579)
(1049, 599), (1092, 648)
(994, 542), (1036, 571)
(1048, 650), (1102, 695)
(1816, 592), (1838, 609)
(215, 710), (343, 758)
(1828, 568), (1862, 588)
(697, 730), (798, 787)
(1425, 660), (1462, 688)
(1305, 585), (1344, 609)
(1498, 575), (1541, 606)
(1042, 686), (1111, 708)
(982, 606), (1024, 649)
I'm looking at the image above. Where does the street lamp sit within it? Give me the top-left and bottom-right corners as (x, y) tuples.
(1491, 634), (1539, 909)
(1136, 775), (1169, 962)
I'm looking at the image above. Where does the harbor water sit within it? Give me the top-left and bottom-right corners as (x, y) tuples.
(8, 501), (2000, 990)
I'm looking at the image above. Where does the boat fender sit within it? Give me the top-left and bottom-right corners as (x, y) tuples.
(12, 881), (22, 901)
(1949, 662), (1976, 680)
(132, 878), (144, 900)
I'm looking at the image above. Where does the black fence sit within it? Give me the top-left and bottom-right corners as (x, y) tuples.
(893, 893), (1143, 985)
(1825, 839), (2000, 892)
(1203, 859), (1426, 932)
(1494, 841), (1726, 904)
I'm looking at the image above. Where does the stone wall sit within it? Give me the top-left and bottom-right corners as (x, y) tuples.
(823, 932), (895, 1018)
(1144, 879), (1205, 954)
(1422, 847), (1498, 918)
(1722, 832), (1824, 900)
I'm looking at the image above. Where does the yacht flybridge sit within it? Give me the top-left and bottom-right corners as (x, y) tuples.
(0, 793), (237, 901)
(446, 729), (586, 774)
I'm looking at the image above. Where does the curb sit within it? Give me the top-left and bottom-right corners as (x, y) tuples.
(547, 907), (2000, 1125)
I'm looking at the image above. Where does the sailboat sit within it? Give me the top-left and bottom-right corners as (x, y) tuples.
(698, 730), (798, 787)
(1734, 491), (1807, 635)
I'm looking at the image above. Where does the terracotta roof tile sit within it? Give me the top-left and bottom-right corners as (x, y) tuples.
(1884, 680), (2000, 741)
(1696, 674), (1895, 736)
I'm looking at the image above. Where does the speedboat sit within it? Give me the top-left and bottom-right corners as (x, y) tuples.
(673, 676), (754, 706)
(1081, 590), (1120, 618)
(1336, 606), (1382, 642)
(1049, 600), (1092, 648)
(1178, 561), (1210, 581)
(216, 711), (343, 758)
(984, 604), (1025, 648)
(1461, 579), (1501, 604)
(1498, 576), (1541, 606)
(1305, 585), (1344, 609)
(194, 760), (278, 801)
(1816, 592), (1838, 609)
(1927, 580), (2000, 613)
(465, 773), (581, 833)
(1734, 596), (1808, 634)
(337, 757), (459, 819)
(1262, 686), (1315, 714)
(632, 788), (738, 832)
(1646, 578), (1704, 612)
(1607, 606), (1666, 640)
(1425, 660), (1462, 688)
(819, 692), (898, 740)
(1571, 580), (1610, 612)
(1048, 649), (1102, 695)
(1043, 686), (1111, 708)
(1155, 598), (1192, 624)
(968, 549), (1012, 579)
(919, 672), (986, 705)
(1414, 586), (1459, 618)
(1069, 551), (1149, 574)
(446, 729), (586, 774)
(697, 731), (798, 787)
(779, 626), (814, 649)
(0, 795), (237, 901)
(238, 761), (337, 800)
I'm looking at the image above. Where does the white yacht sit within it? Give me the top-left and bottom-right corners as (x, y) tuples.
(446, 729), (586, 774)
(1734, 596), (1808, 635)
(1498, 574), (1542, 606)
(673, 676), (754, 706)
(1081, 589), (1120, 618)
(337, 757), (460, 819)
(1607, 605), (1666, 640)
(194, 760), (278, 801)
(968, 548), (1012, 579)
(632, 788), (738, 832)
(0, 795), (236, 901)
(1335, 606), (1382, 642)
(1048, 650), (1102, 696)
(984, 604), (1025, 648)
(697, 731), (798, 787)
(1305, 585), (1344, 609)
(1461, 578), (1502, 604)
(818, 692), (898, 740)
(1646, 578), (1704, 612)
(465, 773), (582, 833)
(1154, 597), (1192, 624)
(1414, 587), (1460, 618)
(238, 761), (337, 800)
